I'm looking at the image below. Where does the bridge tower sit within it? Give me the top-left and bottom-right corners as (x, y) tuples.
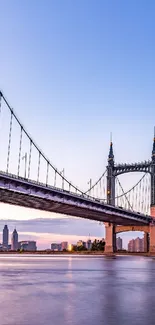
(104, 141), (116, 253)
(107, 141), (115, 206)
(149, 132), (155, 253)
(105, 133), (155, 254)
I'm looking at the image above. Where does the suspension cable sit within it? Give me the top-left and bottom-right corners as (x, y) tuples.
(115, 173), (146, 199)
(116, 177), (133, 210)
(84, 169), (107, 194)
(1, 92), (87, 196)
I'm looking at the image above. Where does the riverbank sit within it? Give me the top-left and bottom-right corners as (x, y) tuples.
(0, 251), (154, 256)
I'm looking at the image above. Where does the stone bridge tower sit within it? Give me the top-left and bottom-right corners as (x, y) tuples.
(104, 140), (116, 253)
(150, 133), (155, 252)
(105, 132), (155, 254)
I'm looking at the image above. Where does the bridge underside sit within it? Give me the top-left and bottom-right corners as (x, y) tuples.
(0, 188), (147, 225)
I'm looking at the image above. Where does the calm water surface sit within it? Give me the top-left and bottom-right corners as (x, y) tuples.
(0, 255), (155, 325)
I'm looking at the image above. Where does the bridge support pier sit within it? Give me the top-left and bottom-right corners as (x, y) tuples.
(104, 223), (116, 253)
(144, 232), (149, 253)
(149, 225), (155, 254)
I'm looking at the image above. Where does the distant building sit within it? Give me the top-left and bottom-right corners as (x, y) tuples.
(128, 239), (135, 252)
(11, 229), (18, 250)
(87, 239), (92, 250)
(3, 225), (9, 249)
(61, 242), (68, 251)
(128, 237), (144, 252)
(0, 244), (3, 251)
(77, 240), (83, 247)
(135, 237), (144, 252)
(83, 242), (87, 249)
(19, 241), (37, 251)
(116, 237), (123, 251)
(51, 243), (61, 251)
(67, 244), (73, 251)
(8, 244), (11, 251)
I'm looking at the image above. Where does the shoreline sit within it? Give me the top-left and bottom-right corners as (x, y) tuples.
(0, 251), (154, 257)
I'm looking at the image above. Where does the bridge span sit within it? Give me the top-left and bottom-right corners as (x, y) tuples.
(1, 91), (155, 254)
(0, 172), (151, 226)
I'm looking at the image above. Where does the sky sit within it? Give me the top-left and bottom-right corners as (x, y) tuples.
(0, 0), (155, 248)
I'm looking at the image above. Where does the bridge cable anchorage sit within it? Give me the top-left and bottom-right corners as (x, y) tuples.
(1, 92), (87, 196)
(6, 110), (13, 173)
(17, 126), (23, 176)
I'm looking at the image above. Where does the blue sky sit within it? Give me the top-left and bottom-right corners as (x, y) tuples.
(0, 0), (155, 248)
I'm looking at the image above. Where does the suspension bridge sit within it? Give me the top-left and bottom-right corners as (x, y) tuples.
(0, 91), (155, 253)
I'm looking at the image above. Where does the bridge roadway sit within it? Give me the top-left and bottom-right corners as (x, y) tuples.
(0, 172), (152, 226)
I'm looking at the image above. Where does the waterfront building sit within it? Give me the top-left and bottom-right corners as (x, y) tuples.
(128, 239), (135, 252)
(116, 237), (123, 250)
(19, 241), (37, 251)
(128, 237), (144, 252)
(61, 242), (68, 251)
(134, 237), (144, 252)
(67, 243), (73, 251)
(51, 243), (61, 251)
(3, 225), (9, 249)
(83, 242), (87, 249)
(86, 239), (92, 250)
(77, 240), (83, 247)
(11, 229), (18, 250)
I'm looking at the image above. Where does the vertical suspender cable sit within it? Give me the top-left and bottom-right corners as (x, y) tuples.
(139, 179), (142, 212)
(46, 161), (49, 185)
(7, 111), (13, 173)
(28, 140), (32, 179)
(54, 170), (56, 187)
(17, 127), (23, 176)
(37, 152), (41, 182)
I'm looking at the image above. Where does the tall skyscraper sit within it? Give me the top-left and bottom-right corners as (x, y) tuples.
(116, 237), (123, 250)
(3, 225), (9, 249)
(11, 229), (18, 250)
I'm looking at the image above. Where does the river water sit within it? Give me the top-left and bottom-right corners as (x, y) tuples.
(0, 255), (155, 325)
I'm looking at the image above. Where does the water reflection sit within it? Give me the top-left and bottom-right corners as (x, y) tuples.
(0, 255), (155, 325)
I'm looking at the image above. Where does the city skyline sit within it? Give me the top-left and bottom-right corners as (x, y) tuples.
(0, 217), (146, 250)
(0, 223), (147, 252)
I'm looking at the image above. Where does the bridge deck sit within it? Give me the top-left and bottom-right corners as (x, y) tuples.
(0, 172), (152, 226)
